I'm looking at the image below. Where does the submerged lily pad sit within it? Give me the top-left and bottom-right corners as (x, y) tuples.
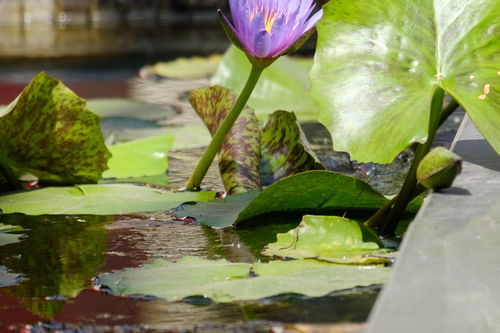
(212, 46), (317, 120)
(102, 134), (174, 179)
(264, 215), (390, 264)
(0, 184), (215, 215)
(0, 224), (25, 247)
(97, 256), (390, 303)
(190, 85), (261, 194)
(0, 72), (111, 184)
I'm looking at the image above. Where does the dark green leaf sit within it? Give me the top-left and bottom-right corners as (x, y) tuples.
(0, 184), (215, 215)
(311, 0), (500, 162)
(260, 111), (324, 185)
(0, 72), (111, 183)
(190, 86), (261, 194)
(98, 256), (390, 303)
(263, 215), (390, 264)
(174, 171), (390, 228)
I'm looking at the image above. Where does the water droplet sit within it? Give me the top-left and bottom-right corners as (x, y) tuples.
(483, 83), (491, 95)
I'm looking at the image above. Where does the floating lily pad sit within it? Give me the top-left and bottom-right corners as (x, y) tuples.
(174, 171), (390, 228)
(0, 72), (111, 184)
(97, 256), (390, 303)
(102, 134), (174, 179)
(147, 55), (222, 79)
(0, 184), (215, 215)
(88, 98), (173, 122)
(190, 86), (261, 194)
(263, 215), (390, 264)
(0, 266), (21, 288)
(311, 0), (500, 162)
(212, 46), (317, 120)
(174, 191), (259, 228)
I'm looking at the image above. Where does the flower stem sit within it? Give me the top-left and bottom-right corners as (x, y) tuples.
(184, 65), (264, 191)
(380, 87), (445, 237)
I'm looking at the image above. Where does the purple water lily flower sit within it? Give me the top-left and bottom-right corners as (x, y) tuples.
(219, 0), (323, 67)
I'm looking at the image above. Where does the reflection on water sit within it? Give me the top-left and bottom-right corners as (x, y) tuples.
(0, 213), (378, 331)
(0, 214), (109, 319)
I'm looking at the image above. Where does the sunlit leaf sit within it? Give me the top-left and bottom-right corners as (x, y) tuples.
(97, 256), (390, 303)
(260, 111), (324, 185)
(0, 72), (111, 184)
(263, 215), (390, 264)
(190, 86), (261, 194)
(173, 171), (390, 228)
(0, 184), (215, 215)
(212, 46), (317, 120)
(311, 0), (500, 162)
(102, 134), (174, 179)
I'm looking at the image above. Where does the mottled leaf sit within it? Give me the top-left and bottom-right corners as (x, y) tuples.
(0, 72), (111, 184)
(212, 46), (318, 120)
(190, 85), (261, 194)
(0, 184), (215, 215)
(264, 215), (390, 265)
(98, 256), (390, 303)
(260, 111), (324, 185)
(311, 0), (500, 162)
(102, 134), (174, 179)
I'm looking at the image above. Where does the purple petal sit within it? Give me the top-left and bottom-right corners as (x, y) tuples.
(254, 30), (272, 58)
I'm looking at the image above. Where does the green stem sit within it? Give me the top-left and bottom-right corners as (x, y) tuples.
(364, 184), (426, 230)
(380, 88), (445, 237)
(439, 99), (460, 126)
(184, 65), (264, 191)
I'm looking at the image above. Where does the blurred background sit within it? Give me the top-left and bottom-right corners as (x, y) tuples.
(0, 0), (326, 103)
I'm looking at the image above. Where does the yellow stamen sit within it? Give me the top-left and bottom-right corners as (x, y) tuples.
(264, 12), (276, 33)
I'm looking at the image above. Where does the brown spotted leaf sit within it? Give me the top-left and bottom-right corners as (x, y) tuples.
(260, 111), (324, 185)
(190, 85), (261, 194)
(0, 72), (111, 184)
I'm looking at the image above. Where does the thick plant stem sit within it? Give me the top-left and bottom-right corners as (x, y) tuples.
(380, 88), (445, 237)
(364, 184), (426, 230)
(184, 65), (264, 191)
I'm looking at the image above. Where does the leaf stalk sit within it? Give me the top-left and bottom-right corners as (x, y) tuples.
(185, 65), (264, 191)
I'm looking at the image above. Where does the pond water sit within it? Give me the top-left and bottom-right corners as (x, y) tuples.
(0, 57), (464, 332)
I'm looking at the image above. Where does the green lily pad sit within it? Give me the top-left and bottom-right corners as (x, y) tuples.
(212, 46), (317, 120)
(0, 72), (111, 184)
(97, 256), (390, 303)
(263, 215), (390, 264)
(146, 55), (222, 79)
(310, 0), (500, 163)
(0, 184), (215, 215)
(260, 111), (324, 185)
(173, 171), (390, 228)
(190, 85), (261, 194)
(102, 134), (174, 179)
